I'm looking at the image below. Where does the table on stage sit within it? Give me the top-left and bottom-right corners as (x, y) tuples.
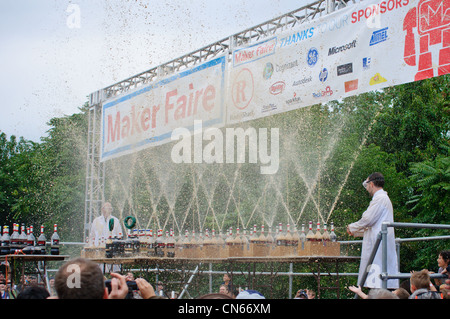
(2, 254), (70, 293)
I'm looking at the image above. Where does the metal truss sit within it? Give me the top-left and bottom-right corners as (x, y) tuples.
(84, 92), (105, 241)
(84, 0), (359, 241)
(98, 0), (360, 100)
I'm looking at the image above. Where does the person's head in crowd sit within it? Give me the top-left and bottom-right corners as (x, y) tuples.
(393, 287), (410, 299)
(55, 257), (105, 299)
(410, 269), (431, 292)
(197, 293), (233, 299)
(236, 289), (265, 299)
(438, 250), (450, 274)
(125, 272), (134, 281)
(219, 284), (229, 295)
(16, 286), (50, 299)
(367, 288), (399, 299)
(55, 257), (127, 299)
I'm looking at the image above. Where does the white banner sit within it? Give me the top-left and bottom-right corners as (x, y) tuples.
(101, 55), (227, 161)
(100, 0), (450, 160)
(226, 0), (450, 124)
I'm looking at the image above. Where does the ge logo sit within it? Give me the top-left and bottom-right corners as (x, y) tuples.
(319, 68), (328, 82)
(232, 68), (254, 110)
(307, 47), (319, 67)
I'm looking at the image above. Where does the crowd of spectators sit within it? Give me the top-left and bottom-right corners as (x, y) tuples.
(0, 249), (448, 300)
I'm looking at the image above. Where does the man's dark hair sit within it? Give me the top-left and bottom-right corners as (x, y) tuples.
(55, 257), (105, 299)
(368, 172), (385, 188)
(440, 250), (450, 263)
(16, 286), (50, 299)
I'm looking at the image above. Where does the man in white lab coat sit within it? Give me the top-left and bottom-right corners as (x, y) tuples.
(89, 202), (123, 246)
(347, 172), (399, 289)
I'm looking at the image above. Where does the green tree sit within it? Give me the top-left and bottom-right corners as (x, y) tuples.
(0, 105), (88, 243)
(0, 133), (38, 224)
(368, 75), (449, 171)
(404, 145), (450, 270)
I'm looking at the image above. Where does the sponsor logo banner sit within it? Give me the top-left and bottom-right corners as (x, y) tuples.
(226, 0), (450, 124)
(101, 0), (450, 159)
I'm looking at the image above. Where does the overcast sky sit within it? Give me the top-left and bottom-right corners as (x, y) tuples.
(0, 0), (311, 142)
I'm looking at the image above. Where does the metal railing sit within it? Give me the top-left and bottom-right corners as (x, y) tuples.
(354, 222), (450, 298)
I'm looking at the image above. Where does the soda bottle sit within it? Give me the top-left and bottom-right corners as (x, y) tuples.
(10, 223), (20, 254)
(306, 221), (315, 241)
(259, 225), (267, 243)
(148, 229), (155, 256)
(166, 229), (175, 258)
(256, 224), (268, 256)
(132, 229), (140, 255)
(0, 226), (10, 255)
(51, 224), (60, 255)
(37, 225), (47, 255)
(138, 229), (147, 256)
(274, 223), (287, 256)
(330, 222), (337, 242)
(124, 230), (133, 256)
(314, 222), (323, 242)
(190, 229), (199, 259)
(19, 224), (27, 249)
(291, 224), (299, 255)
(286, 224), (294, 246)
(155, 229), (164, 257)
(105, 235), (113, 258)
(217, 230), (226, 259)
(181, 229), (191, 258)
(322, 223), (331, 242)
(117, 232), (125, 257)
(236, 227), (247, 256)
(27, 225), (36, 246)
(23, 227), (33, 255)
(299, 224), (306, 250)
(266, 226), (275, 253)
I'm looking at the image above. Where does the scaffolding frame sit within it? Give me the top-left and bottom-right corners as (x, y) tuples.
(83, 0), (358, 240)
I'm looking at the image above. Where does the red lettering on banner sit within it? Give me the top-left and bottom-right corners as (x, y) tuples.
(203, 85), (216, 111)
(152, 105), (160, 128)
(351, 0), (410, 23)
(234, 38), (276, 66)
(232, 68), (254, 110)
(235, 50), (254, 64)
(107, 112), (121, 143)
(106, 104), (160, 145)
(141, 107), (151, 131)
(234, 81), (247, 103)
(121, 115), (130, 139)
(270, 81), (286, 95)
(165, 83), (217, 124)
(131, 106), (141, 135)
(165, 89), (178, 124)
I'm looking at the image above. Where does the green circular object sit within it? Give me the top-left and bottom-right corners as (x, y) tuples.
(124, 216), (136, 229)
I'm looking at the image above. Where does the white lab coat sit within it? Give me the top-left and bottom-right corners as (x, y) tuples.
(348, 189), (399, 289)
(89, 215), (123, 247)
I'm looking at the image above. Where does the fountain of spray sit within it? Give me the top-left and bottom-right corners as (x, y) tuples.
(101, 97), (381, 238)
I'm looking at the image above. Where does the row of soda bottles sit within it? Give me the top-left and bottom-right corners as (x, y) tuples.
(0, 223), (60, 256)
(101, 221), (338, 259)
